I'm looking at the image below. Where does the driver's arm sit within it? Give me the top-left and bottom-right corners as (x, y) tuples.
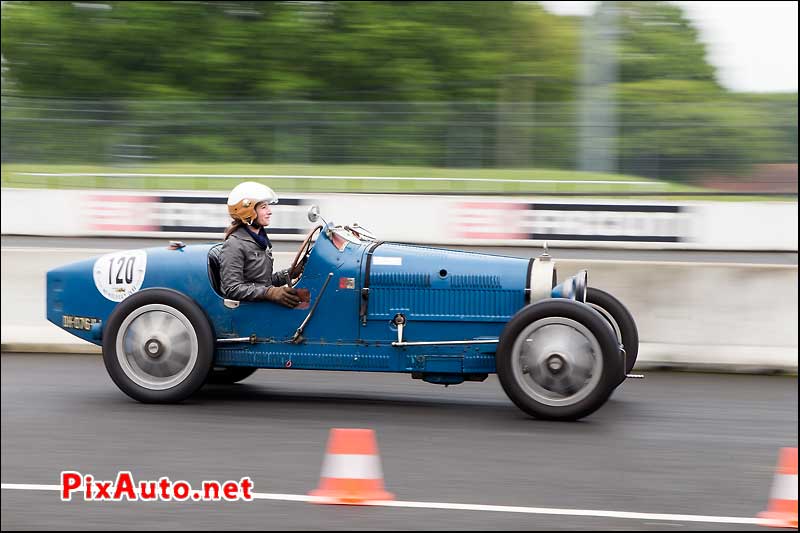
(271, 268), (291, 287)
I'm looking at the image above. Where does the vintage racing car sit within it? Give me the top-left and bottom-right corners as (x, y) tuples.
(46, 206), (639, 421)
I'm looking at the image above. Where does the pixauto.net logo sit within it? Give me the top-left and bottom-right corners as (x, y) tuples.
(60, 471), (254, 502)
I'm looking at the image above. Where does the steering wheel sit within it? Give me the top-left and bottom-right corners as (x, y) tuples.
(288, 225), (322, 287)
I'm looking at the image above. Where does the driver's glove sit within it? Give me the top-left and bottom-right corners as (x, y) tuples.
(263, 286), (301, 308)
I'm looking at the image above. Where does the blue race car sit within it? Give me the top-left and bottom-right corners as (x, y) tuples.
(46, 206), (639, 421)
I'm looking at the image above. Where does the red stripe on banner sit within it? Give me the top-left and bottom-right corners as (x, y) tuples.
(89, 224), (159, 231)
(458, 221), (503, 228)
(89, 195), (155, 203)
(460, 232), (528, 239)
(457, 202), (527, 210)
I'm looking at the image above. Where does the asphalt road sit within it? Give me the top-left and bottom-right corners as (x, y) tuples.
(2, 353), (797, 530)
(2, 235), (798, 264)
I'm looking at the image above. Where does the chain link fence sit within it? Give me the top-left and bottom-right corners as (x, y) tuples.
(2, 96), (796, 193)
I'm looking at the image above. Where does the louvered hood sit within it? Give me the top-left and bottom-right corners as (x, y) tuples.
(363, 243), (530, 324)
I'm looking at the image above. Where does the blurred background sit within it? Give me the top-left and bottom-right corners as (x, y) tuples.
(1, 0), (797, 196)
(1, 0), (796, 366)
(1, 5), (797, 530)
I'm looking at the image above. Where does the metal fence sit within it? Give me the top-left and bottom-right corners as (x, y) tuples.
(1, 96), (797, 191)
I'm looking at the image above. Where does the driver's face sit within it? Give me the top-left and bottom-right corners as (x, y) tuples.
(254, 202), (271, 227)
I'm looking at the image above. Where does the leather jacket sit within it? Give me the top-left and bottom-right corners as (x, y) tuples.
(220, 225), (290, 301)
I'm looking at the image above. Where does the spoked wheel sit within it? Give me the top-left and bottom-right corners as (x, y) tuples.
(496, 299), (622, 421)
(102, 288), (214, 403)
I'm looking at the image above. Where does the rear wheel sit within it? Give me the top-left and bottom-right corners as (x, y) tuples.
(496, 299), (621, 421)
(102, 288), (214, 403)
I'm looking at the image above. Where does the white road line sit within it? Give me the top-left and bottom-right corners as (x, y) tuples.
(17, 172), (659, 186)
(0, 483), (768, 525)
(373, 499), (767, 525)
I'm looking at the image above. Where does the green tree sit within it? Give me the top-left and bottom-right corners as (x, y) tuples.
(1, 1), (794, 180)
(612, 1), (717, 85)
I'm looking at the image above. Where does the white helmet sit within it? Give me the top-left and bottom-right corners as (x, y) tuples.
(227, 181), (278, 225)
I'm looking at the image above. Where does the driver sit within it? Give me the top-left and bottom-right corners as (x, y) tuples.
(220, 181), (302, 307)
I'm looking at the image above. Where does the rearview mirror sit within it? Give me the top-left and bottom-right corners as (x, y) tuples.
(308, 205), (320, 223)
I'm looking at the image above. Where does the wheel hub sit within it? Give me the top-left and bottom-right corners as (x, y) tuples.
(145, 338), (163, 358)
(511, 317), (604, 407)
(546, 353), (566, 374)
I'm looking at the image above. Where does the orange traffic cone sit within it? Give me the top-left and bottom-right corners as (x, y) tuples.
(309, 428), (394, 504)
(758, 447), (798, 528)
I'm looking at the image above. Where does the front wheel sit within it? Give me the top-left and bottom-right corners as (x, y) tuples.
(496, 299), (622, 421)
(586, 287), (639, 378)
(102, 288), (214, 403)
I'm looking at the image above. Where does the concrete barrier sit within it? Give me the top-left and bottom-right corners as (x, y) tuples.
(557, 259), (797, 372)
(2, 188), (797, 250)
(1, 247), (796, 372)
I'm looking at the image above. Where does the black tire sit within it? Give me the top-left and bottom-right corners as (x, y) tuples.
(496, 299), (622, 421)
(102, 288), (214, 403)
(206, 367), (258, 384)
(586, 287), (639, 377)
